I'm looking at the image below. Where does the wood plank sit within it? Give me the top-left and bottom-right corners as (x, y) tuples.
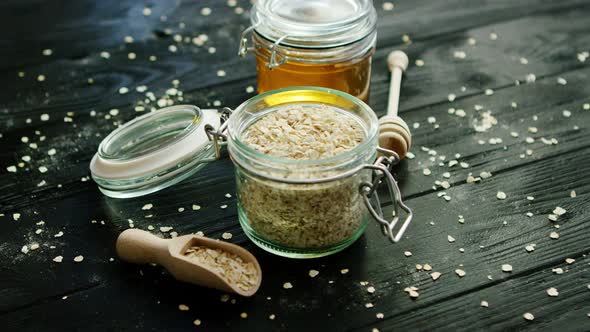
(4, 0), (584, 71)
(1, 1), (590, 331)
(1, 113), (588, 330)
(1, 66), (590, 327)
(373, 4), (590, 112)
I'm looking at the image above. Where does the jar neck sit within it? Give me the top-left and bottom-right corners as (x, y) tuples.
(252, 30), (376, 65)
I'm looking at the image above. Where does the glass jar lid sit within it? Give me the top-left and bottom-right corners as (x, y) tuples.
(90, 105), (222, 198)
(251, 0), (377, 48)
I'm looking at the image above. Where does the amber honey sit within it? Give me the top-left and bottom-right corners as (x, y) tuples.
(255, 50), (373, 102)
(239, 0), (378, 103)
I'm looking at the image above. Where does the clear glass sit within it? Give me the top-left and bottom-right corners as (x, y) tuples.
(252, 0), (376, 48)
(227, 87), (379, 258)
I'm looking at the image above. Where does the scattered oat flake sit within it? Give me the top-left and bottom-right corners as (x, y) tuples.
(178, 304), (189, 311)
(404, 251), (412, 257)
(501, 264), (512, 272)
(455, 269), (466, 277)
(222, 232), (233, 240)
(21, 245), (29, 254)
(570, 190), (576, 198)
(382, 2), (394, 11)
(481, 300), (489, 307)
(13, 213), (21, 221)
(565, 258), (575, 264)
(192, 204), (201, 210)
(496, 191), (507, 200)
(557, 77), (567, 85)
(367, 286), (376, 294)
(525, 244), (535, 252)
(431, 272), (441, 281)
(53, 256), (63, 263)
(422, 168), (431, 176)
(74, 255), (84, 263)
(240, 312), (248, 319)
(415, 59), (424, 67)
(201, 7), (212, 15)
(309, 269), (319, 278)
(562, 110), (572, 117)
(546, 287), (559, 297)
(283, 282), (293, 289)
(142, 203), (153, 210)
(217, 70), (226, 77)
(160, 226), (173, 233)
(341, 268), (349, 275)
(447, 235), (456, 243)
(193, 319), (201, 326)
(550, 231), (559, 239)
(553, 206), (566, 216)
(523, 312), (534, 321)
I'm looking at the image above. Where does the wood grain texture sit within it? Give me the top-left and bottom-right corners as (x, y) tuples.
(0, 0), (589, 331)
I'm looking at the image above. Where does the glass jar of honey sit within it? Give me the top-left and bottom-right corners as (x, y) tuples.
(238, 0), (377, 102)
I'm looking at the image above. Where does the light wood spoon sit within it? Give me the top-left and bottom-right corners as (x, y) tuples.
(379, 50), (412, 159)
(116, 229), (262, 297)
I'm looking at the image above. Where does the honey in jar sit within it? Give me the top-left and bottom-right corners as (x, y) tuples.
(238, 0), (377, 102)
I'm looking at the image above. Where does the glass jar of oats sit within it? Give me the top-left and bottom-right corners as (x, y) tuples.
(238, 0), (377, 102)
(90, 87), (412, 259)
(227, 87), (412, 258)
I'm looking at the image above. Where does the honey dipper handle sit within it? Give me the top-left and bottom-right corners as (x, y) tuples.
(116, 229), (169, 264)
(386, 51), (409, 118)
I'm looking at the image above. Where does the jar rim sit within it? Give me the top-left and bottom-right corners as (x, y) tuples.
(251, 0), (377, 49)
(228, 86), (378, 167)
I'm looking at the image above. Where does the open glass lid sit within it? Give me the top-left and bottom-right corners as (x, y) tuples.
(90, 105), (228, 198)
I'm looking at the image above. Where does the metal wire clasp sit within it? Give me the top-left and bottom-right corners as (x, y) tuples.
(238, 24), (259, 57)
(361, 148), (413, 243)
(237, 24), (287, 70)
(204, 107), (232, 160)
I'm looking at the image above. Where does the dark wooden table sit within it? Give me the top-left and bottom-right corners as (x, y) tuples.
(1, 1), (589, 331)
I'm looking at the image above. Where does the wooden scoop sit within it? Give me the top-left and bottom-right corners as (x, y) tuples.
(379, 50), (412, 159)
(116, 229), (262, 297)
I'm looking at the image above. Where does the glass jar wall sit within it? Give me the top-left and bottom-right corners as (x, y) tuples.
(227, 87), (379, 258)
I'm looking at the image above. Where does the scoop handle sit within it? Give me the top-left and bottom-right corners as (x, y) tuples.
(116, 229), (170, 264)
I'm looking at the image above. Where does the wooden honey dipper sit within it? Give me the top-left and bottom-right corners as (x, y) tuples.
(378, 50), (412, 159)
(116, 229), (262, 296)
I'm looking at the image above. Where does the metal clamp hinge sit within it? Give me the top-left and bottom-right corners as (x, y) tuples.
(204, 107), (232, 159)
(361, 148), (413, 243)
